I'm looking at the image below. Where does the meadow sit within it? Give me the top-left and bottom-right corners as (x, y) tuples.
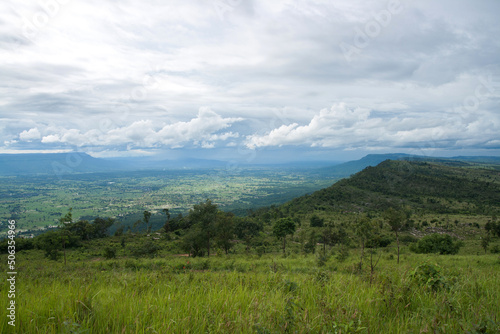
(1, 240), (499, 334)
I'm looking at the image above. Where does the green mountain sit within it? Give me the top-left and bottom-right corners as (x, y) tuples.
(318, 153), (500, 178)
(281, 159), (500, 215)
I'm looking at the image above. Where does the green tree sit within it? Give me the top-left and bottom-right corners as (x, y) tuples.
(234, 217), (262, 253)
(181, 226), (206, 257)
(383, 208), (406, 264)
(91, 217), (114, 238)
(163, 208), (171, 234)
(143, 210), (152, 233)
(310, 214), (324, 228)
(188, 199), (218, 257)
(481, 233), (491, 254)
(215, 212), (235, 255)
(303, 230), (317, 254)
(273, 217), (296, 254)
(354, 215), (376, 269)
(59, 208), (73, 265)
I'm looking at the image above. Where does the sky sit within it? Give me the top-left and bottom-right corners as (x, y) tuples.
(1, 0), (500, 163)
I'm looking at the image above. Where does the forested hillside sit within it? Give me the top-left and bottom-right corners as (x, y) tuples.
(280, 160), (500, 216)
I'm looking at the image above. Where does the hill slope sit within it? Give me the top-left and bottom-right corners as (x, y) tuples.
(282, 160), (500, 215)
(318, 154), (500, 178)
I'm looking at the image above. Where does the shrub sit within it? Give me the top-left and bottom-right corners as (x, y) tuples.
(410, 263), (449, 291)
(399, 235), (418, 244)
(335, 246), (349, 262)
(366, 235), (393, 248)
(103, 246), (117, 259)
(410, 234), (463, 255)
(130, 240), (162, 258)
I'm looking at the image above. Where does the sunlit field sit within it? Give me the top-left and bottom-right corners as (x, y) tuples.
(2, 242), (499, 334)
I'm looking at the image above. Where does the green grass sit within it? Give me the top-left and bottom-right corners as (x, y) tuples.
(2, 248), (500, 333)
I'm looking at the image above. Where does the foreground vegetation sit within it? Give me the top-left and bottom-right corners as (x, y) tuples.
(1, 246), (500, 333)
(2, 159), (500, 333)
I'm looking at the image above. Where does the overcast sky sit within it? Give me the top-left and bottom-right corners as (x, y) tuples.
(1, 0), (499, 162)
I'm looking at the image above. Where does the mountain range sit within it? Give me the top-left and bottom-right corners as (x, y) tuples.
(1, 152), (500, 177)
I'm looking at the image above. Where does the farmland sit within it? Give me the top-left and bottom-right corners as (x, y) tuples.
(0, 167), (334, 236)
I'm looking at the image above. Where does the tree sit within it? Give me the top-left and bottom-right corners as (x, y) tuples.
(383, 208), (406, 264)
(143, 210), (152, 233)
(234, 217), (262, 253)
(481, 233), (491, 254)
(35, 230), (63, 260)
(59, 208), (73, 265)
(162, 208), (171, 234)
(215, 212), (235, 255)
(188, 199), (218, 257)
(273, 217), (296, 254)
(303, 230), (317, 254)
(91, 217), (114, 238)
(354, 215), (376, 269)
(181, 226), (206, 257)
(310, 214), (324, 228)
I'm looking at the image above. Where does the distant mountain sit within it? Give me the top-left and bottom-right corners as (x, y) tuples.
(318, 153), (416, 178)
(2, 152), (499, 177)
(318, 153), (500, 178)
(280, 159), (500, 215)
(0, 153), (117, 176)
(0, 153), (230, 176)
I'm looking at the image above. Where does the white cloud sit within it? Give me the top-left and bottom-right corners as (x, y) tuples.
(41, 134), (61, 144)
(246, 102), (500, 150)
(19, 127), (40, 141)
(35, 108), (242, 149)
(2, 0), (500, 157)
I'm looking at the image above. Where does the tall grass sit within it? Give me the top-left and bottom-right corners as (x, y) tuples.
(1, 250), (499, 333)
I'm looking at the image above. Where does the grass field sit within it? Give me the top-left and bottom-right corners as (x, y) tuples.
(2, 242), (499, 333)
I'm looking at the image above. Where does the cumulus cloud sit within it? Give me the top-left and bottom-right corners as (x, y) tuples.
(37, 108), (242, 149)
(19, 127), (40, 141)
(246, 103), (500, 150)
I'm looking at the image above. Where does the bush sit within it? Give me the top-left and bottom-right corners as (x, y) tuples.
(399, 235), (418, 244)
(366, 235), (393, 248)
(410, 263), (449, 291)
(410, 234), (463, 255)
(103, 246), (117, 259)
(130, 240), (162, 258)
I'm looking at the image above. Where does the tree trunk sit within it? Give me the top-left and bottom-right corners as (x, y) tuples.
(283, 236), (286, 254)
(207, 232), (210, 257)
(396, 231), (400, 264)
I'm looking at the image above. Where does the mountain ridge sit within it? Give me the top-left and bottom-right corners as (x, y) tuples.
(279, 159), (500, 216)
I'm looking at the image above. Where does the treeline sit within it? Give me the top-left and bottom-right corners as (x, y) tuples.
(0, 209), (114, 261)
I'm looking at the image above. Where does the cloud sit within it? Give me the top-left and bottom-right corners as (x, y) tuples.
(19, 127), (40, 141)
(246, 102), (500, 150)
(37, 108), (243, 149)
(1, 0), (500, 157)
